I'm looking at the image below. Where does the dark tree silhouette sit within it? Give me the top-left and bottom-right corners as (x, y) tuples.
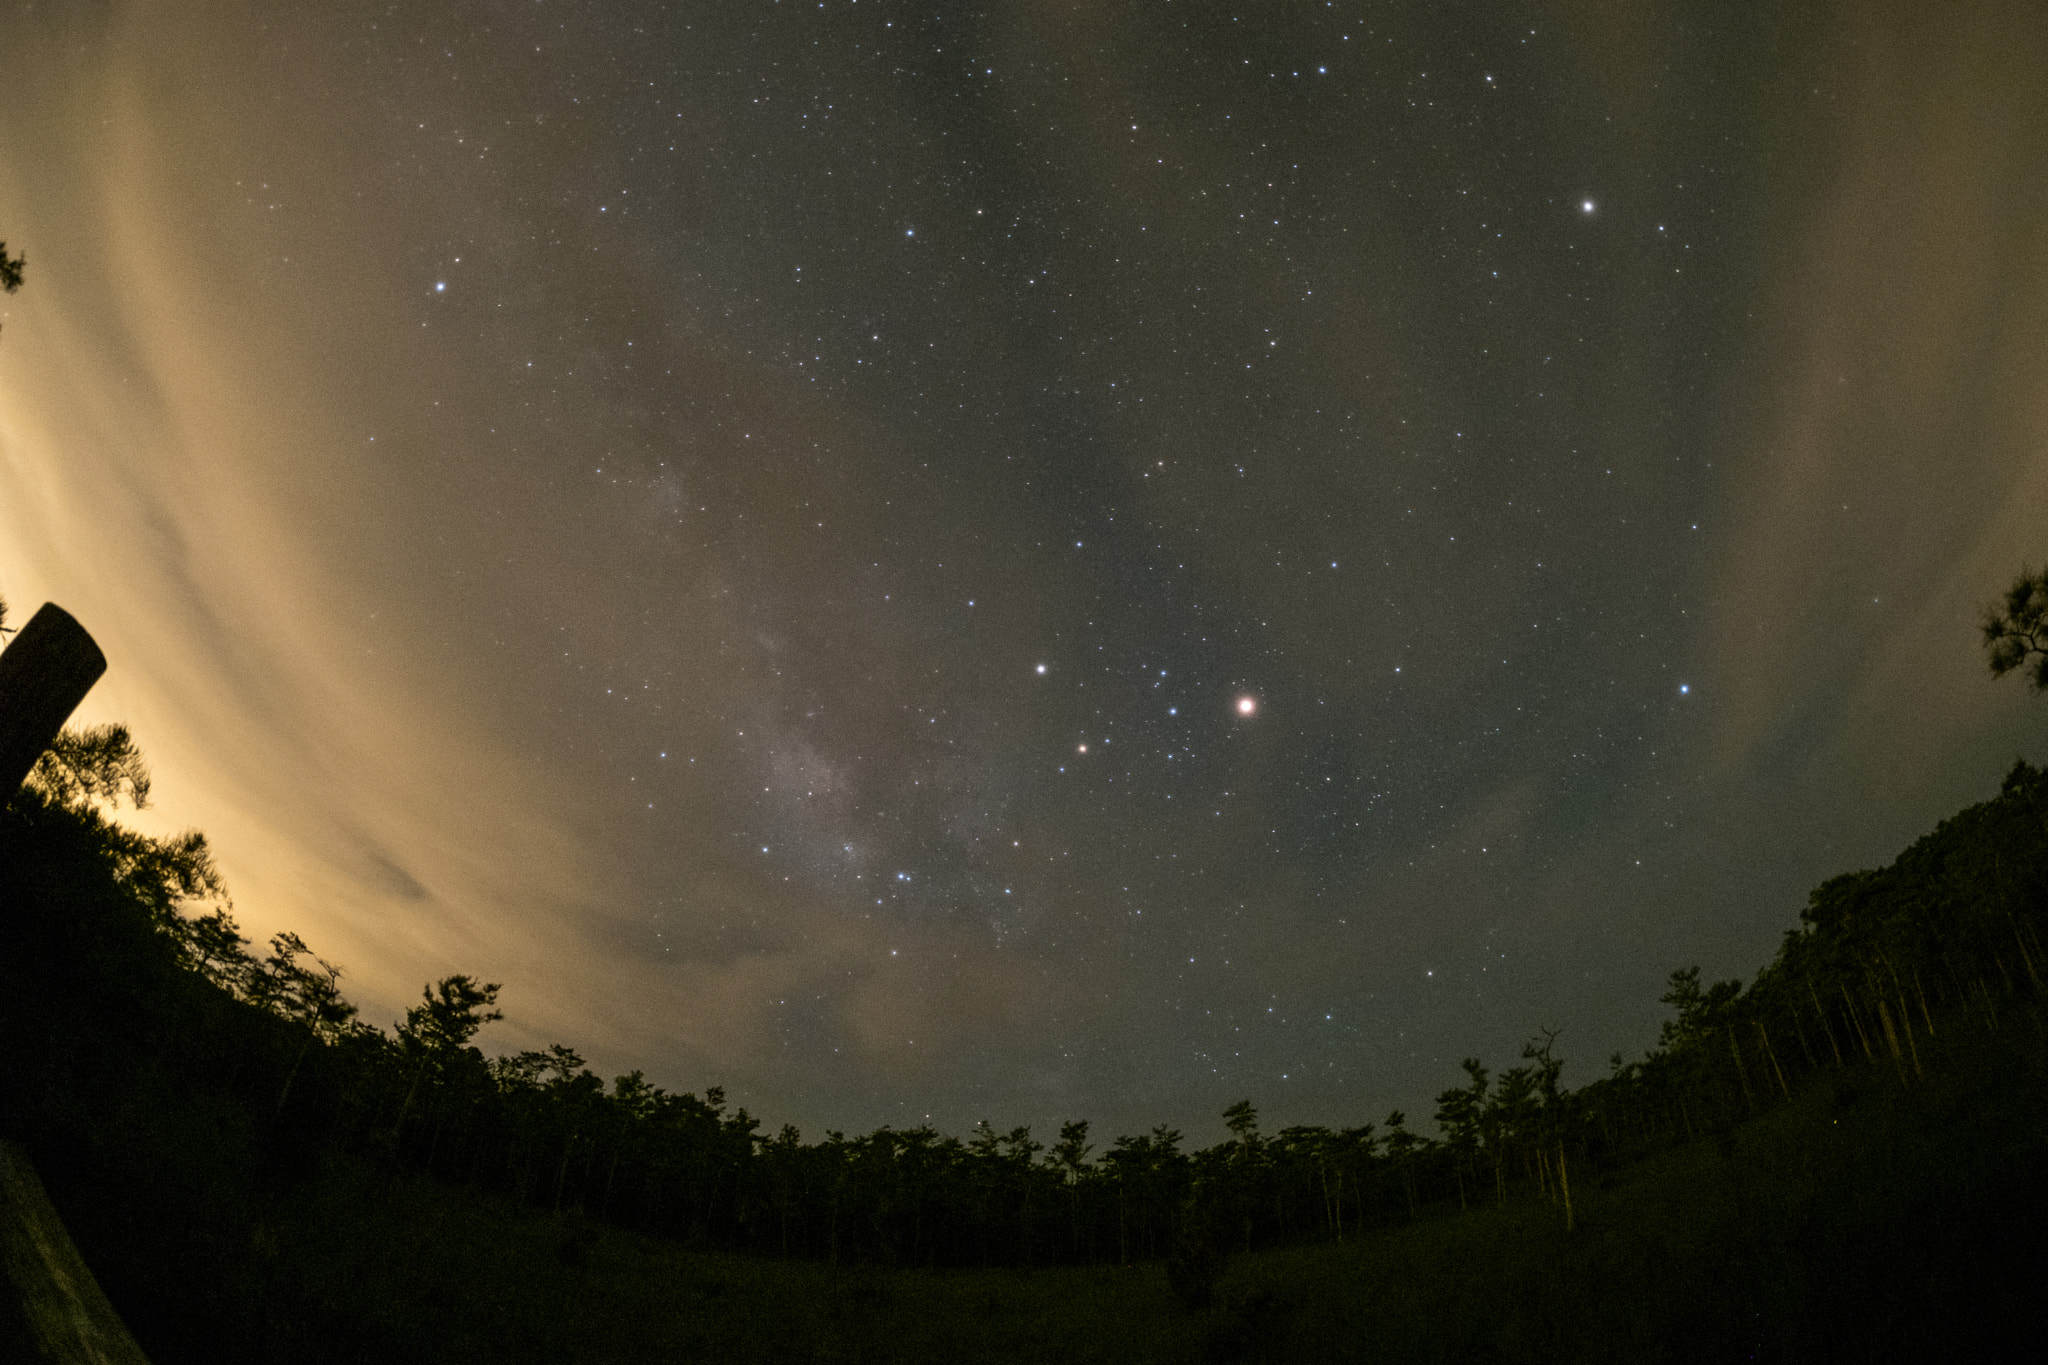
(402, 974), (504, 1054)
(1221, 1099), (1259, 1157)
(1982, 565), (2048, 688)
(1434, 1059), (1488, 1209)
(32, 722), (151, 809)
(10, 676), (2048, 1305)
(0, 240), (21, 348)
(393, 974), (503, 1136)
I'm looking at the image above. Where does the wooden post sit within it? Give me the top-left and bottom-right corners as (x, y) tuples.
(0, 604), (107, 801)
(0, 603), (153, 1363)
(0, 1143), (150, 1365)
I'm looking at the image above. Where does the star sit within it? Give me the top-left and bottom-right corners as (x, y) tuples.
(13, 0), (2009, 1165)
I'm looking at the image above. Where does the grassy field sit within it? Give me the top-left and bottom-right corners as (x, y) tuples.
(38, 1002), (2042, 1363)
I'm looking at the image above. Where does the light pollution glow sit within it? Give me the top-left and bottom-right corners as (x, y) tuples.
(1, 1), (2045, 1140)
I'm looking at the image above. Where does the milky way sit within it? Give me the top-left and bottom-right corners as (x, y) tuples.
(2, 0), (2045, 1142)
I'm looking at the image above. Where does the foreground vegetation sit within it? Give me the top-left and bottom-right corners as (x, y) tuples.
(16, 973), (2047, 1362)
(4, 610), (2047, 1355)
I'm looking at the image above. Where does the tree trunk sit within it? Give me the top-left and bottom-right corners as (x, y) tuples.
(1727, 1025), (1756, 1108)
(1756, 1020), (1790, 1097)
(393, 1059), (429, 1141)
(273, 1035), (313, 1119)
(1875, 997), (1912, 1082)
(1556, 1141), (1575, 1233)
(1809, 982), (1845, 1067)
(1791, 1006), (1819, 1070)
(2011, 922), (2043, 993)
(1977, 975), (2000, 1028)
(1913, 970), (1937, 1036)
(1841, 983), (1876, 1060)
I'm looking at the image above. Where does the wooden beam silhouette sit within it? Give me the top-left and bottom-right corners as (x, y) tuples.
(0, 602), (153, 1363)
(0, 1144), (150, 1364)
(0, 604), (107, 801)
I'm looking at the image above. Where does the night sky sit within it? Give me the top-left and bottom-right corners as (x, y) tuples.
(3, 0), (2045, 1143)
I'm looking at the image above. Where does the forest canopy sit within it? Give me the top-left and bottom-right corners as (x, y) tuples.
(5, 694), (2045, 1274)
